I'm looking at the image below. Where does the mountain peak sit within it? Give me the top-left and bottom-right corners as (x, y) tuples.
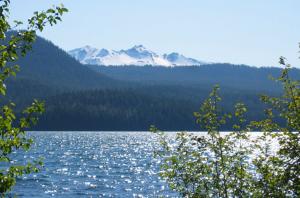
(132, 44), (146, 49)
(68, 45), (207, 67)
(81, 45), (97, 51)
(83, 45), (93, 49)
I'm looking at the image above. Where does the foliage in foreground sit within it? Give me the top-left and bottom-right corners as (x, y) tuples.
(152, 55), (300, 197)
(0, 0), (67, 195)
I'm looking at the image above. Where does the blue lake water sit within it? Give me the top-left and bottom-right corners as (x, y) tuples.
(10, 132), (178, 197)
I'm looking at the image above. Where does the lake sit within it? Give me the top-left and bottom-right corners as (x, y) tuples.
(10, 132), (178, 197)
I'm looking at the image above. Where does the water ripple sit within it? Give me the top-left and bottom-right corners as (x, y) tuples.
(10, 132), (178, 197)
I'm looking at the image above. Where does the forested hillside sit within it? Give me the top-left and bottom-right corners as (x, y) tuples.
(89, 64), (300, 93)
(13, 35), (120, 90)
(35, 88), (268, 131)
(6, 35), (299, 130)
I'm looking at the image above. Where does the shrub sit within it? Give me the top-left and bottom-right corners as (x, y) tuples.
(152, 55), (300, 197)
(0, 1), (67, 195)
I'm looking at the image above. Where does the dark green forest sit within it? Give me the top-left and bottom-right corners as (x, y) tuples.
(5, 35), (299, 130)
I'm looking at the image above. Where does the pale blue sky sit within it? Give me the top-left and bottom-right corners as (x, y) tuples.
(10, 0), (300, 67)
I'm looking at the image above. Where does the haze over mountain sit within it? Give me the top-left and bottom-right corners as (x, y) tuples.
(68, 45), (207, 66)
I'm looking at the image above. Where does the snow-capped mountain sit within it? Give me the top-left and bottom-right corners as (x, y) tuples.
(68, 45), (206, 66)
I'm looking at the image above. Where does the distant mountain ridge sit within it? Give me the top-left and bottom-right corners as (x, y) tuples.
(68, 45), (207, 66)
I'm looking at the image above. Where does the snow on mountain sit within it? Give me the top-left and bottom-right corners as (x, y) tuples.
(68, 45), (206, 67)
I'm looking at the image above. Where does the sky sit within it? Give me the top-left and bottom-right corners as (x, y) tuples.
(9, 0), (300, 67)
